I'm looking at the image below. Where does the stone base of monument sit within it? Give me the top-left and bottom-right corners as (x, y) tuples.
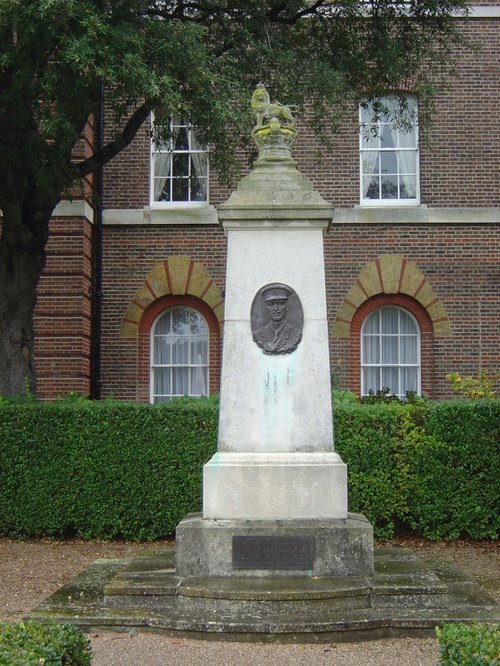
(28, 543), (499, 642)
(175, 513), (373, 578)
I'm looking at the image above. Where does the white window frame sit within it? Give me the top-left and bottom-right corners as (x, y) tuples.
(359, 96), (419, 207)
(361, 306), (421, 399)
(150, 306), (210, 403)
(150, 116), (209, 208)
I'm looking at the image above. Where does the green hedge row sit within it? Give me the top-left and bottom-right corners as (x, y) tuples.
(0, 621), (91, 665)
(0, 396), (498, 540)
(436, 623), (500, 665)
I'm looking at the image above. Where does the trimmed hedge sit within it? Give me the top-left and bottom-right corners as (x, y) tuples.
(0, 621), (91, 665)
(0, 396), (498, 540)
(0, 398), (218, 540)
(436, 623), (500, 665)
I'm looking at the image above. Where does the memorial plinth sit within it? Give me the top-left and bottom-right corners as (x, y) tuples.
(177, 88), (373, 577)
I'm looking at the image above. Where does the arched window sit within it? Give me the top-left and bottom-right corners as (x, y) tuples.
(361, 306), (420, 399)
(151, 306), (209, 403)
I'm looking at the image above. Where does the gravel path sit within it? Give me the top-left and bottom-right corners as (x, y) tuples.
(0, 537), (497, 665)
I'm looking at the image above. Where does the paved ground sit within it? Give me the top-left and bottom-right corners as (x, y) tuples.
(0, 536), (497, 665)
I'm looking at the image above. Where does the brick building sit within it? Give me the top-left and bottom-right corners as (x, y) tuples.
(34, 6), (499, 401)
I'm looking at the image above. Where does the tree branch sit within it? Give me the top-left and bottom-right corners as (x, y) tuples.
(76, 103), (152, 178)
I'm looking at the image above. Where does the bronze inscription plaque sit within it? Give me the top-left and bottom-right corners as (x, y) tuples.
(232, 535), (314, 570)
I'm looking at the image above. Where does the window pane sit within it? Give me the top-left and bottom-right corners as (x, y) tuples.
(190, 367), (208, 396)
(174, 127), (189, 150)
(364, 311), (380, 334)
(154, 335), (171, 364)
(400, 176), (417, 199)
(172, 178), (189, 201)
(399, 152), (416, 174)
(381, 308), (399, 333)
(172, 367), (189, 395)
(382, 367), (399, 394)
(173, 153), (189, 177)
(381, 124), (395, 148)
(190, 176), (207, 202)
(362, 152), (379, 174)
(364, 367), (380, 393)
(363, 176), (380, 199)
(154, 367), (170, 396)
(361, 129), (379, 149)
(363, 335), (380, 363)
(382, 337), (398, 364)
(381, 175), (398, 199)
(400, 310), (416, 334)
(400, 336), (417, 364)
(155, 311), (172, 335)
(401, 367), (418, 394)
(380, 151), (397, 174)
(172, 338), (189, 364)
(191, 337), (208, 364)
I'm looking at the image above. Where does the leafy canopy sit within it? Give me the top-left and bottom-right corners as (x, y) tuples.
(0, 0), (468, 199)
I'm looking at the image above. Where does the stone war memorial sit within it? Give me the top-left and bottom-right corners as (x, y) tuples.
(30, 87), (499, 640)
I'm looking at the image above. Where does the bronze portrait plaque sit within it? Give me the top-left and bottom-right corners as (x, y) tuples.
(251, 283), (303, 355)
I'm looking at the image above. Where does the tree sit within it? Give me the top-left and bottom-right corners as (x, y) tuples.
(0, 0), (467, 396)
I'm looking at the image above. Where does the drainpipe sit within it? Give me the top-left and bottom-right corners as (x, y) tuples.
(90, 83), (104, 399)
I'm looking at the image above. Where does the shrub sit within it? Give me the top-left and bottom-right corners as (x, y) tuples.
(0, 621), (91, 666)
(0, 398), (218, 539)
(0, 396), (498, 541)
(404, 400), (500, 539)
(334, 401), (409, 539)
(447, 370), (498, 400)
(436, 623), (500, 665)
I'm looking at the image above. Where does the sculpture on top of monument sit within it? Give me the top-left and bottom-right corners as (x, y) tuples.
(250, 84), (298, 158)
(251, 83), (296, 129)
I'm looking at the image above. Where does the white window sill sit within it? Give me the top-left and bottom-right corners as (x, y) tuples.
(103, 205), (218, 226)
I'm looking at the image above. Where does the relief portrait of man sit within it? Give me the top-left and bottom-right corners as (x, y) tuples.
(251, 284), (303, 355)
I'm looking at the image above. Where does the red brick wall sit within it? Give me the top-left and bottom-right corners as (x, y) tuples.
(99, 225), (227, 400)
(96, 221), (499, 401)
(29, 13), (499, 401)
(100, 17), (499, 210)
(34, 217), (93, 399)
(325, 223), (499, 397)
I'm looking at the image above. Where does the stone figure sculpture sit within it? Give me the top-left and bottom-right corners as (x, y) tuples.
(252, 284), (302, 355)
(250, 84), (298, 158)
(251, 83), (296, 129)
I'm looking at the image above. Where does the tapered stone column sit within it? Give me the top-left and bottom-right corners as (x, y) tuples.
(204, 135), (347, 520)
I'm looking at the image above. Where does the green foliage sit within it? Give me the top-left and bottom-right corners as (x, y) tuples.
(0, 399), (218, 539)
(404, 400), (500, 539)
(0, 398), (497, 540)
(0, 621), (91, 666)
(335, 401), (410, 539)
(436, 623), (500, 665)
(447, 370), (498, 400)
(0, 0), (469, 194)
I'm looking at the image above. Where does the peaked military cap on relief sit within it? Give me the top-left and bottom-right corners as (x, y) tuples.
(261, 285), (292, 302)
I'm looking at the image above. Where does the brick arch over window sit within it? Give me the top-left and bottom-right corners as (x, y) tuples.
(120, 255), (224, 339)
(332, 255), (451, 338)
(349, 294), (434, 396)
(137, 295), (222, 402)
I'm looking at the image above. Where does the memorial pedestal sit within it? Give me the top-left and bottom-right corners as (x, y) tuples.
(176, 513), (374, 578)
